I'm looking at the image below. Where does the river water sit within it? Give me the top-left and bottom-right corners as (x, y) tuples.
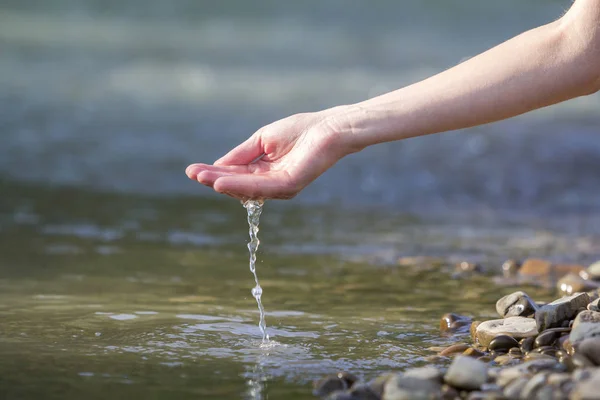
(1, 0), (600, 399)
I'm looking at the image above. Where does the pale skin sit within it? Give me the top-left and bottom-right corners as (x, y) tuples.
(186, 0), (600, 200)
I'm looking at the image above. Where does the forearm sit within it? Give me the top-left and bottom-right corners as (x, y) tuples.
(339, 10), (600, 151)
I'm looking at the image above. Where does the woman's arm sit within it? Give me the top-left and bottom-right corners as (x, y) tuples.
(340, 0), (600, 152)
(186, 0), (600, 200)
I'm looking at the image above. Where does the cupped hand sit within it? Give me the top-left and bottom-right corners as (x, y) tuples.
(186, 109), (352, 200)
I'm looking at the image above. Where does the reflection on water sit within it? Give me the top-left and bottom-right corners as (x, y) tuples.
(2, 180), (600, 398)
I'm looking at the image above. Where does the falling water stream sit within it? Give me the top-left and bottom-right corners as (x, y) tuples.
(243, 199), (269, 343)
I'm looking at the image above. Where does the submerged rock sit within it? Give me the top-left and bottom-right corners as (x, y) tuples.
(495, 291), (537, 318)
(444, 355), (488, 391)
(476, 317), (538, 348)
(535, 292), (590, 331)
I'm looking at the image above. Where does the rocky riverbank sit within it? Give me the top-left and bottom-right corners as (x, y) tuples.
(312, 259), (600, 400)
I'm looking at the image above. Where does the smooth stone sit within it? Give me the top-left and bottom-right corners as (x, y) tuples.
(502, 260), (521, 278)
(571, 368), (600, 400)
(586, 260), (600, 280)
(547, 372), (571, 386)
(444, 356), (488, 391)
(496, 291), (538, 318)
(588, 298), (600, 312)
(314, 375), (348, 397)
(496, 359), (559, 387)
(520, 336), (535, 353)
(520, 372), (548, 399)
(535, 293), (591, 332)
(535, 330), (560, 348)
(577, 337), (600, 365)
(383, 374), (441, 400)
(557, 273), (600, 296)
(489, 335), (520, 352)
(508, 347), (522, 357)
(570, 310), (600, 344)
(493, 354), (514, 365)
(476, 317), (538, 347)
(440, 313), (472, 333)
(502, 377), (528, 399)
(571, 353), (596, 369)
(402, 366), (444, 383)
(523, 353), (556, 362)
(439, 343), (471, 356)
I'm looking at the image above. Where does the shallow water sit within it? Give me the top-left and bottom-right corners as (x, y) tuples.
(1, 0), (600, 398)
(3, 179), (600, 399)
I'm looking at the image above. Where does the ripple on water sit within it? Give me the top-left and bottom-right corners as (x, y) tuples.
(109, 314), (138, 321)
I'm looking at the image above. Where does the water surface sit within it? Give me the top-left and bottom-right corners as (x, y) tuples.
(3, 180), (599, 399)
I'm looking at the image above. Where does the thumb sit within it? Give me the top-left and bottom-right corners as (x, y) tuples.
(214, 135), (263, 166)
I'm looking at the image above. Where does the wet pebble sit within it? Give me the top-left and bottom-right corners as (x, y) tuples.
(534, 329), (560, 348)
(520, 336), (535, 353)
(439, 343), (471, 356)
(489, 335), (520, 352)
(440, 313), (472, 333)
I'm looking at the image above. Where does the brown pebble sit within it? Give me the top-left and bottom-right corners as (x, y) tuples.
(440, 313), (472, 333)
(440, 343), (471, 356)
(470, 321), (481, 342)
(561, 337), (574, 355)
(508, 347), (522, 356)
(477, 356), (492, 363)
(463, 347), (485, 358)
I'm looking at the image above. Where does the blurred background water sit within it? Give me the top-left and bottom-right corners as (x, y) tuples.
(1, 1), (600, 399)
(1, 0), (598, 211)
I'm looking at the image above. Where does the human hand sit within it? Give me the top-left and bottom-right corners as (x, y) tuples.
(185, 108), (352, 200)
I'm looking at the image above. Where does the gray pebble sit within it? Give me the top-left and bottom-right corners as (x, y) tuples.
(535, 293), (590, 332)
(444, 355), (488, 391)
